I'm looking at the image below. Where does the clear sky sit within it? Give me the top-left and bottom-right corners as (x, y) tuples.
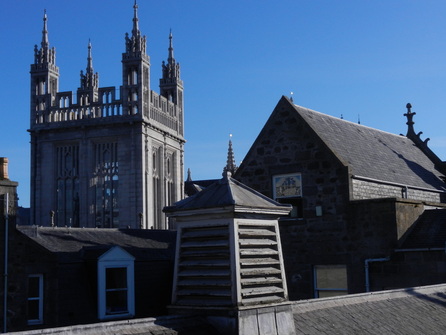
(2, 1), (446, 208)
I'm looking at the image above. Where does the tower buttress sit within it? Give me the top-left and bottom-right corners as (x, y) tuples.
(160, 31), (184, 110)
(30, 10), (59, 126)
(78, 40), (99, 105)
(121, 1), (150, 116)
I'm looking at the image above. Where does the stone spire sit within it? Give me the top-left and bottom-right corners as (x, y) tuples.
(42, 10), (49, 49)
(80, 40), (99, 89)
(223, 134), (237, 176)
(162, 31), (180, 80)
(34, 10), (56, 66)
(132, 0), (139, 37)
(125, 0), (147, 55)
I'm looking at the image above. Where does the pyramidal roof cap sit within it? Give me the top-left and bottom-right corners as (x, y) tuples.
(164, 172), (291, 215)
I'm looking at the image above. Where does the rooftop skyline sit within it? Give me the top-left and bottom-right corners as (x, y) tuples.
(2, 0), (446, 207)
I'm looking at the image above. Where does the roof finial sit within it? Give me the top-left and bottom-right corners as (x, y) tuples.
(290, 91), (294, 102)
(404, 103), (416, 138)
(223, 134), (238, 176)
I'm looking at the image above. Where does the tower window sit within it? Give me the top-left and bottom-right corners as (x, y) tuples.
(94, 142), (119, 228)
(56, 145), (80, 227)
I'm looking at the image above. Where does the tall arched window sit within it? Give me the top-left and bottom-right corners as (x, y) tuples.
(94, 142), (119, 228)
(56, 145), (80, 227)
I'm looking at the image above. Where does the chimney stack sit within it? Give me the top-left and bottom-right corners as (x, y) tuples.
(0, 157), (9, 180)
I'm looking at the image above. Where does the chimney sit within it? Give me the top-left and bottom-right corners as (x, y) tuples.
(0, 157), (9, 180)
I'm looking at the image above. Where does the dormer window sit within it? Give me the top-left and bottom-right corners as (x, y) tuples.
(97, 246), (135, 320)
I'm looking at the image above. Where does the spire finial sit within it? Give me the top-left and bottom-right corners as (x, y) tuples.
(168, 29), (174, 62)
(87, 39), (93, 73)
(223, 134), (237, 176)
(42, 9), (49, 48)
(404, 103), (416, 137)
(132, 0), (139, 37)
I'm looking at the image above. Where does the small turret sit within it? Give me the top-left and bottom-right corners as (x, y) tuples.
(124, 0), (147, 55)
(78, 40), (99, 105)
(160, 31), (183, 108)
(121, 0), (150, 116)
(30, 11), (59, 125)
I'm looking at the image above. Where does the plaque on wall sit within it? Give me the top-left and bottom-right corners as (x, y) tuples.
(273, 173), (302, 199)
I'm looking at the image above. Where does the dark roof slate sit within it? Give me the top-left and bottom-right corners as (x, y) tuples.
(293, 284), (446, 334)
(17, 226), (176, 262)
(289, 98), (446, 192)
(399, 209), (446, 249)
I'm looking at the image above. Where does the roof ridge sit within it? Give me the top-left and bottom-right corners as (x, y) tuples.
(292, 103), (408, 140)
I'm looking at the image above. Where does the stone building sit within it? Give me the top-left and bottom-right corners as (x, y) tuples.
(29, 3), (184, 229)
(234, 96), (446, 300)
(1, 225), (176, 332)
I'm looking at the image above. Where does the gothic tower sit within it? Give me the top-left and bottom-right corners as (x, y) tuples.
(29, 4), (185, 229)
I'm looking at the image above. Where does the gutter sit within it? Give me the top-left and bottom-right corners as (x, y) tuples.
(3, 193), (9, 333)
(365, 257), (389, 292)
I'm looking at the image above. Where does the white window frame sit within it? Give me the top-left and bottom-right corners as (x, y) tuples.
(27, 274), (44, 325)
(97, 246), (135, 320)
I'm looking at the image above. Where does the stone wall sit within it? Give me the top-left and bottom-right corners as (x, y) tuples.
(352, 178), (442, 203)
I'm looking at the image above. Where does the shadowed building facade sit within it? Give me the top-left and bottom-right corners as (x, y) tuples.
(234, 96), (446, 300)
(29, 4), (184, 229)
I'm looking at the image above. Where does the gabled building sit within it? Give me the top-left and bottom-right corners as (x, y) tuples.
(234, 96), (446, 300)
(29, 3), (184, 229)
(2, 226), (176, 332)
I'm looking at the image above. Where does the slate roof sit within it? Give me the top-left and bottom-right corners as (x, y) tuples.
(165, 173), (291, 213)
(399, 208), (446, 249)
(289, 98), (446, 192)
(292, 284), (446, 334)
(17, 226), (176, 262)
(6, 315), (219, 335)
(9, 283), (446, 334)
(184, 178), (217, 197)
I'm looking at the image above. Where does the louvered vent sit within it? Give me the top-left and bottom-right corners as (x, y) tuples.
(238, 223), (286, 305)
(174, 224), (233, 306)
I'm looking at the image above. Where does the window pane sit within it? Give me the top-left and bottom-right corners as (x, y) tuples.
(28, 300), (40, 320)
(28, 277), (40, 298)
(315, 265), (347, 289)
(106, 291), (128, 314)
(106, 267), (127, 289)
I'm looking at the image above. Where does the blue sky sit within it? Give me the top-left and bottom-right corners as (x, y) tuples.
(2, 1), (446, 207)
